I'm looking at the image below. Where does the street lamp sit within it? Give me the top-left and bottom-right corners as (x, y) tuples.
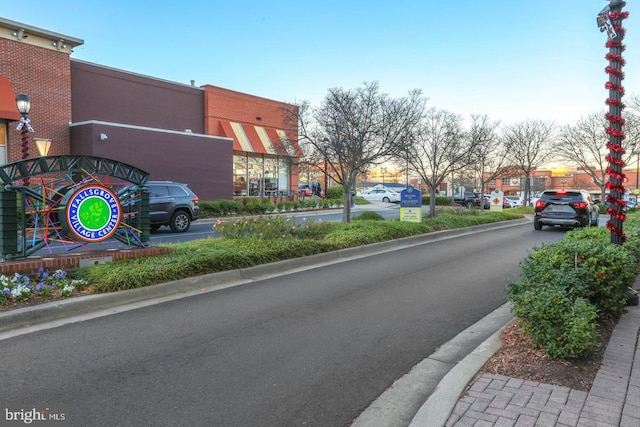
(15, 94), (33, 186)
(635, 151), (640, 205)
(560, 179), (567, 190)
(598, 0), (628, 244)
(381, 167), (387, 187)
(35, 138), (52, 157)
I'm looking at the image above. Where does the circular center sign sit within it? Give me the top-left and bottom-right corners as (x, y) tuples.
(62, 185), (122, 242)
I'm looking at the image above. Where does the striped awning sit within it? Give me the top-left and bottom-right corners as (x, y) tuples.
(0, 76), (21, 121)
(219, 120), (298, 157)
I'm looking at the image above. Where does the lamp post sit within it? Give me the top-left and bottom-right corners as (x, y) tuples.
(635, 151), (640, 206)
(381, 167), (387, 187)
(322, 138), (329, 198)
(560, 179), (567, 190)
(405, 157), (409, 188)
(15, 94), (33, 186)
(35, 138), (52, 157)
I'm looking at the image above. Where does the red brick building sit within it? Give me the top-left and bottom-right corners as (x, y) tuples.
(0, 17), (301, 201)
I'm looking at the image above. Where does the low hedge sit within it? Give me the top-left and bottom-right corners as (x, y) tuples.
(75, 211), (523, 292)
(199, 197), (337, 217)
(422, 196), (454, 206)
(507, 216), (640, 359)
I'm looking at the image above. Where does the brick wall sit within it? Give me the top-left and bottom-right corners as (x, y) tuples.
(204, 84), (298, 133)
(0, 39), (71, 160)
(0, 246), (172, 277)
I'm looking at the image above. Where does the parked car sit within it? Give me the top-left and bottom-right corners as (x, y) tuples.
(504, 196), (523, 208)
(148, 181), (200, 232)
(482, 195), (490, 209)
(298, 184), (313, 197)
(359, 188), (400, 203)
(533, 189), (599, 230)
(122, 181), (200, 233)
(452, 191), (482, 208)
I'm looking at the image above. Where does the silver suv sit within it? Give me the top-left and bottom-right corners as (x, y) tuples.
(533, 189), (598, 230)
(146, 181), (200, 232)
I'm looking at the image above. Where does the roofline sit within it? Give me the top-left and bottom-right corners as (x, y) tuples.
(71, 59), (205, 91)
(70, 120), (231, 141)
(0, 17), (83, 46)
(202, 84), (300, 109)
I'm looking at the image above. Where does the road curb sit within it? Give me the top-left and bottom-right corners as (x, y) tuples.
(408, 314), (509, 426)
(352, 303), (513, 427)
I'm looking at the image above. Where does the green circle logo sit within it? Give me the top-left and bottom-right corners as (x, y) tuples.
(63, 185), (122, 242)
(78, 197), (111, 230)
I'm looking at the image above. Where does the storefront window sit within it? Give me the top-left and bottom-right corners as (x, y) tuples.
(248, 156), (263, 196)
(278, 158), (289, 194)
(233, 154), (248, 196)
(233, 153), (292, 198)
(263, 157), (277, 196)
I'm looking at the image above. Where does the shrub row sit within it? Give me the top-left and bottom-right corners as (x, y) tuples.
(199, 197), (339, 217)
(507, 218), (640, 359)
(76, 210), (522, 292)
(422, 196), (454, 206)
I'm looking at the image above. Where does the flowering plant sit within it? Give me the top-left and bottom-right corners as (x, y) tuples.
(213, 215), (331, 240)
(0, 268), (88, 305)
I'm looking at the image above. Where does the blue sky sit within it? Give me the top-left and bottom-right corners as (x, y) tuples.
(2, 0), (637, 125)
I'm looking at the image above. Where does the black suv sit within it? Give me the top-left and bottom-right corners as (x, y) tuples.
(146, 181), (200, 232)
(533, 189), (599, 230)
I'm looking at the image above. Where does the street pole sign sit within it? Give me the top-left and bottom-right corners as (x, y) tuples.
(400, 186), (422, 223)
(490, 189), (504, 211)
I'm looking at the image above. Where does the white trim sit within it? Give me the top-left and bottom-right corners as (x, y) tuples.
(69, 120), (231, 141)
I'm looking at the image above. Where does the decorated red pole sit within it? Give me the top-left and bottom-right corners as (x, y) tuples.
(598, 0), (628, 244)
(20, 127), (29, 160)
(15, 94), (33, 188)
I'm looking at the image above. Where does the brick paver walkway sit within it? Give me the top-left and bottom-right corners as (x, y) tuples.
(446, 306), (640, 427)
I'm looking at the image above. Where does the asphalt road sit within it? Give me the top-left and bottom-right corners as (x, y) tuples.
(0, 220), (565, 426)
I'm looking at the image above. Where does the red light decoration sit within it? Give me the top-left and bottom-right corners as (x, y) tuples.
(605, 81), (625, 95)
(606, 53), (627, 65)
(606, 113), (625, 125)
(605, 66), (625, 78)
(602, 5), (628, 244)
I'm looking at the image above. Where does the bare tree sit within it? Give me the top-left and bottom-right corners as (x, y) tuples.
(555, 113), (610, 201)
(288, 82), (426, 222)
(555, 111), (640, 201)
(628, 93), (640, 113)
(502, 120), (556, 205)
(406, 107), (471, 217)
(468, 114), (503, 199)
(570, 174), (593, 190)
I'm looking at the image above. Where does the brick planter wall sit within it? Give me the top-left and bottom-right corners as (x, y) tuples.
(0, 246), (172, 277)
